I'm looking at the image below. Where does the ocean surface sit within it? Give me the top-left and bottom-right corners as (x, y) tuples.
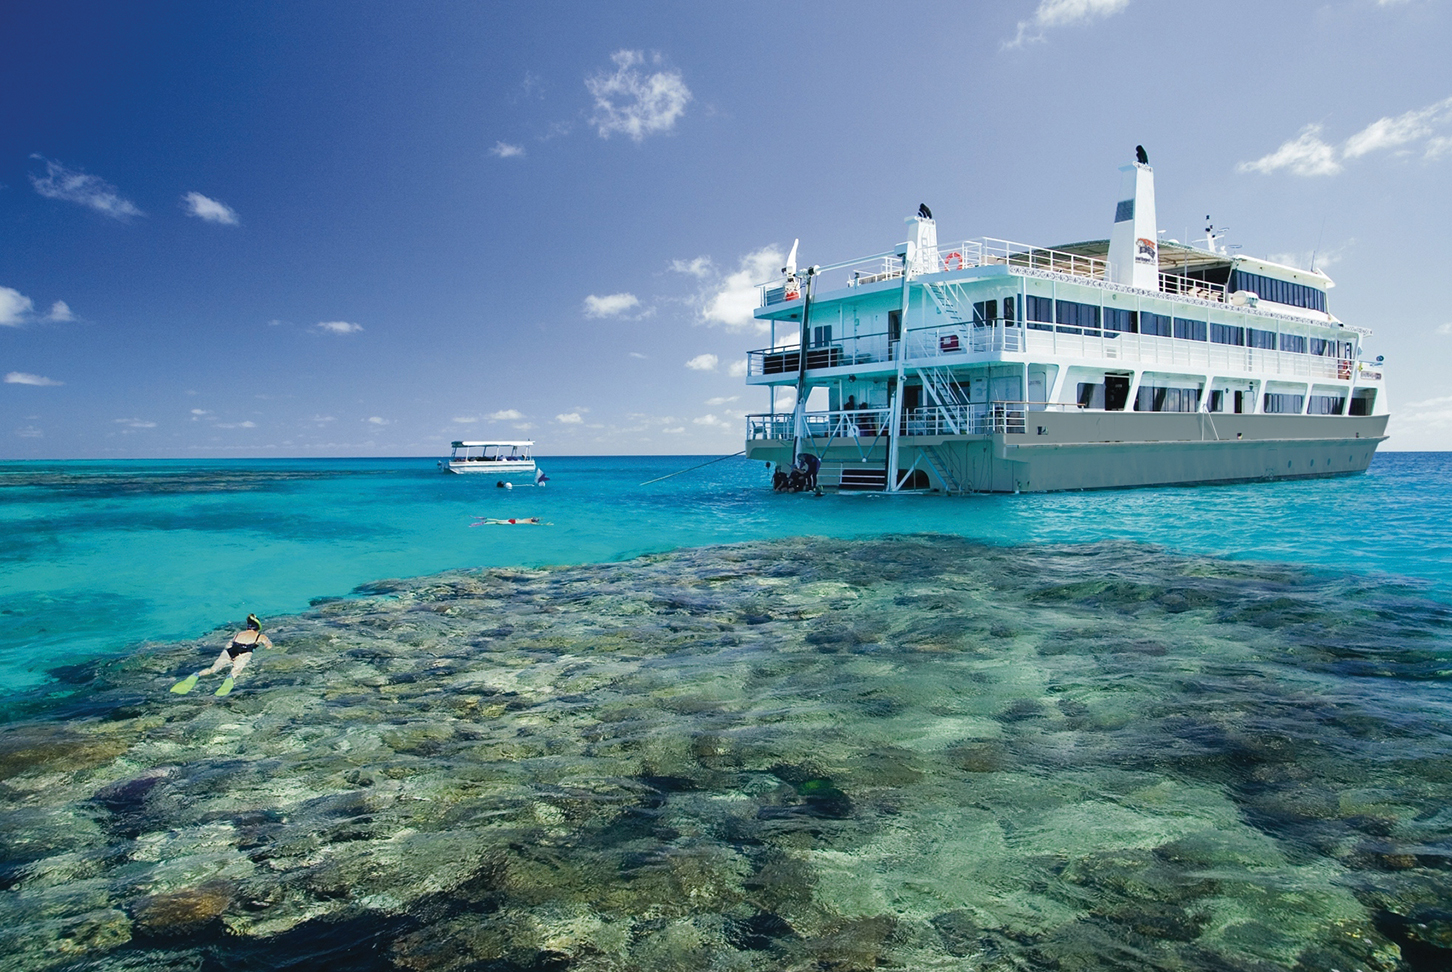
(2, 453), (1450, 971)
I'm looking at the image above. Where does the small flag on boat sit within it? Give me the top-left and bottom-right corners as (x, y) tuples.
(535, 468), (548, 486)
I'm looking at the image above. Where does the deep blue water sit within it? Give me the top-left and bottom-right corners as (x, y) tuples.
(1, 452), (1449, 694)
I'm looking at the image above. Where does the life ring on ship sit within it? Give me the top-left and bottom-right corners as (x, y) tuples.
(942, 251), (964, 271)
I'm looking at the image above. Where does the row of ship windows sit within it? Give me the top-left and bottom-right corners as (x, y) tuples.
(977, 297), (1351, 356)
(1227, 271), (1326, 313)
(1076, 382), (1373, 415)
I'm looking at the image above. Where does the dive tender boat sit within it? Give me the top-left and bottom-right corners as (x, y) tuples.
(443, 440), (536, 475)
(744, 149), (1389, 492)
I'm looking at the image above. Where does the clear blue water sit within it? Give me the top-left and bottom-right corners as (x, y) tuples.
(1, 452), (1449, 695)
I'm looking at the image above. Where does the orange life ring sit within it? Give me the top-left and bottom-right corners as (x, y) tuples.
(942, 251), (963, 271)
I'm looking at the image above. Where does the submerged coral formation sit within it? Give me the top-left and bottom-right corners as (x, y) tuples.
(1, 535), (1449, 971)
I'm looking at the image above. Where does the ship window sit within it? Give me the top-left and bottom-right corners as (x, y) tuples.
(1003, 296), (1018, 324)
(1229, 270), (1326, 312)
(1308, 394), (1345, 415)
(1076, 382), (1105, 409)
(1135, 385), (1201, 412)
(1173, 318), (1207, 342)
(1264, 393), (1304, 414)
(1208, 390), (1223, 412)
(1210, 323), (1245, 346)
(1026, 295), (1054, 331)
(1141, 312), (1172, 337)
(1104, 307), (1136, 333)
(1349, 389), (1375, 415)
(1309, 338), (1338, 357)
(812, 325), (833, 347)
(1114, 199), (1134, 222)
(1281, 333), (1307, 354)
(1057, 300), (1101, 332)
(972, 300), (999, 326)
(1248, 328), (1276, 349)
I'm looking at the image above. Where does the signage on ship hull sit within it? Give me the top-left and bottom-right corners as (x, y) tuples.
(1135, 238), (1157, 264)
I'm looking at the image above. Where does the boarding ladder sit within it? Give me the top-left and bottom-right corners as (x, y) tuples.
(920, 445), (967, 495)
(914, 364), (969, 435)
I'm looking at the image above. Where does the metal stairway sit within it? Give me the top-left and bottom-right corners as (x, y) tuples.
(920, 445), (966, 494)
(922, 280), (975, 323)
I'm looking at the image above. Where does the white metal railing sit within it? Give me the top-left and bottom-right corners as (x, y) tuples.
(1159, 272), (1227, 303)
(745, 403), (1026, 440)
(746, 320), (1360, 381)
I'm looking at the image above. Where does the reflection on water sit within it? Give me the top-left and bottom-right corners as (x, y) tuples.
(2, 535), (1449, 970)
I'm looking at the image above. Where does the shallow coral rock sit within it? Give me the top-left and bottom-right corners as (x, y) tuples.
(129, 880), (233, 937)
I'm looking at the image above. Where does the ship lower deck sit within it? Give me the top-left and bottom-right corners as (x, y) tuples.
(746, 412), (1388, 493)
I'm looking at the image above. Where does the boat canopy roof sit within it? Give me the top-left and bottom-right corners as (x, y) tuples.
(451, 440), (534, 448)
(1051, 239), (1334, 288)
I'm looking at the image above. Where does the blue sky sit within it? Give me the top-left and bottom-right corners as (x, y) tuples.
(3, 0), (1451, 457)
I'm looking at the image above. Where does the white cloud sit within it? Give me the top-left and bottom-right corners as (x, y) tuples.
(30, 156), (143, 219)
(1237, 125), (1342, 177)
(685, 353), (718, 371)
(671, 256), (713, 278)
(190, 408), (212, 420)
(452, 415), (479, 424)
(586, 50), (692, 142)
(727, 359), (748, 378)
(115, 418), (156, 428)
(629, 351), (648, 359)
(315, 320), (363, 334)
(367, 416), (388, 425)
(556, 412), (583, 424)
(662, 426), (685, 434)
(1008, 0), (1131, 47)
(702, 246), (784, 330)
(693, 414), (727, 426)
(583, 292), (640, 318)
(216, 420), (257, 429)
(1343, 98), (1452, 158)
(5, 371), (62, 386)
(488, 408), (524, 420)
(46, 300), (73, 322)
(1241, 97), (1452, 177)
(182, 191), (239, 225)
(490, 141), (525, 158)
(0, 287), (35, 325)
(706, 395), (739, 406)
(1436, 323), (1452, 335)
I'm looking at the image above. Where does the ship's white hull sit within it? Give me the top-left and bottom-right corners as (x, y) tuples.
(746, 413), (1388, 493)
(446, 460), (537, 475)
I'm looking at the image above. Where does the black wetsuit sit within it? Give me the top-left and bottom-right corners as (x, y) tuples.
(227, 633), (260, 659)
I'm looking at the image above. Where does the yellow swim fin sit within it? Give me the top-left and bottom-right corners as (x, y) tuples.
(170, 673), (199, 695)
(214, 676), (234, 697)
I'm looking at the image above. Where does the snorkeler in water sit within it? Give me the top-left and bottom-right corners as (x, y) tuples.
(470, 516), (547, 526)
(170, 613), (272, 697)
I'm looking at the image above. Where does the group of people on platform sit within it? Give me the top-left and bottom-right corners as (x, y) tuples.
(772, 452), (820, 493)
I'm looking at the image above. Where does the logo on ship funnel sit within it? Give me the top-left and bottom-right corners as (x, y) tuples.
(1135, 237), (1157, 264)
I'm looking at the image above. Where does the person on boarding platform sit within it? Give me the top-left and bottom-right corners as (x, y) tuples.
(797, 453), (821, 491)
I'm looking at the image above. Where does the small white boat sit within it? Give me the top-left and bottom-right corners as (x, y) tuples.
(443, 440), (536, 475)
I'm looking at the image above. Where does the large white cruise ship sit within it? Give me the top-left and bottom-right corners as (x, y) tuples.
(743, 149), (1389, 493)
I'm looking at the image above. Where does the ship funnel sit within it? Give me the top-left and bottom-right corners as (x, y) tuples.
(905, 205), (938, 273)
(783, 239), (799, 277)
(1107, 151), (1159, 289)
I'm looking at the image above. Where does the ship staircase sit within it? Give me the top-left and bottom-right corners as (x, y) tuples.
(919, 446), (967, 495)
(922, 280), (974, 325)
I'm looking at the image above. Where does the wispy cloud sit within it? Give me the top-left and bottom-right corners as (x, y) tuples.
(705, 395), (739, 406)
(702, 246), (783, 331)
(216, 420), (257, 429)
(46, 300), (73, 322)
(115, 417), (156, 429)
(190, 409), (212, 420)
(16, 426), (43, 438)
(366, 416), (389, 425)
(1436, 323), (1452, 335)
(1239, 97), (1452, 176)
(183, 191), (239, 225)
(671, 256), (713, 278)
(1007, 0), (1131, 48)
(0, 287), (35, 326)
(685, 353), (718, 372)
(490, 141), (525, 158)
(5, 371), (62, 386)
(30, 156), (143, 219)
(452, 415), (479, 424)
(556, 412), (583, 424)
(488, 408), (524, 421)
(315, 320), (363, 334)
(629, 351), (648, 359)
(583, 292), (641, 318)
(727, 359), (748, 378)
(586, 50), (691, 142)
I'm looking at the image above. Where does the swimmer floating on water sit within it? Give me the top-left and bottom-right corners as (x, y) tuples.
(170, 613), (272, 697)
(470, 516), (548, 526)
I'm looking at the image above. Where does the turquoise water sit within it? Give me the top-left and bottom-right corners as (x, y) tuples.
(2, 455), (1451, 970)
(2, 452), (1450, 695)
